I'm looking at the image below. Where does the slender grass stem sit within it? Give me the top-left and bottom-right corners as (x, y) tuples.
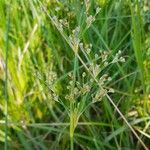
(70, 135), (74, 150)
(70, 103), (74, 150)
(4, 2), (10, 150)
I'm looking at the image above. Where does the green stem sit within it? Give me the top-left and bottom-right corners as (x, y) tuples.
(5, 2), (10, 150)
(70, 135), (74, 150)
(70, 106), (74, 150)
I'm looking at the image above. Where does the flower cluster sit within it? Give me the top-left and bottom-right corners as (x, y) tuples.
(112, 50), (125, 63)
(38, 1), (125, 105)
(90, 73), (114, 103)
(65, 72), (91, 102)
(83, 49), (125, 79)
(86, 7), (101, 28)
(69, 26), (80, 52)
(34, 69), (59, 102)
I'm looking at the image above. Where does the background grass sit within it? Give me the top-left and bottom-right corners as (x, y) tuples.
(0, 0), (150, 149)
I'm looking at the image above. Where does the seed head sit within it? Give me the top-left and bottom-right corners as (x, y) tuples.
(82, 72), (86, 78)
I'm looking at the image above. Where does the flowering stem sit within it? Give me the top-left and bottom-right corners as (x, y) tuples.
(70, 103), (74, 150)
(70, 134), (74, 150)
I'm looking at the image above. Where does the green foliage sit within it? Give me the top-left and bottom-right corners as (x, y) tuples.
(0, 0), (150, 149)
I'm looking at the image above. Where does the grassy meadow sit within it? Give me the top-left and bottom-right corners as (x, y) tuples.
(0, 0), (150, 149)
